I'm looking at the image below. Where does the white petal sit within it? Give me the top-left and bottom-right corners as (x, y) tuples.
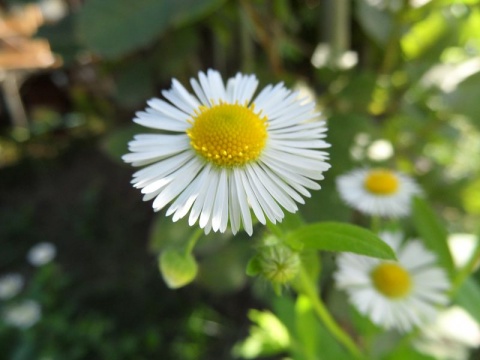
(232, 168), (253, 235)
(151, 158), (203, 211)
(199, 169), (221, 228)
(236, 168), (266, 225)
(189, 164), (213, 225)
(133, 114), (189, 132)
(211, 168), (229, 232)
(146, 98), (190, 120)
(244, 165), (284, 223)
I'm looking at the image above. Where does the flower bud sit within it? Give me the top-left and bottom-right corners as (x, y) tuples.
(159, 249), (198, 289)
(256, 244), (301, 285)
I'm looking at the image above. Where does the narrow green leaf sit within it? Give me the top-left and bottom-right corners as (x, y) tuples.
(286, 222), (395, 260)
(412, 197), (455, 276)
(454, 278), (480, 324)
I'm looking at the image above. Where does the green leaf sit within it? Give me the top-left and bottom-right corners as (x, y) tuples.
(454, 277), (480, 324)
(295, 295), (350, 360)
(412, 197), (455, 276)
(286, 222), (396, 260)
(77, 0), (226, 59)
(158, 248), (198, 289)
(232, 309), (290, 359)
(294, 295), (321, 360)
(354, 0), (392, 46)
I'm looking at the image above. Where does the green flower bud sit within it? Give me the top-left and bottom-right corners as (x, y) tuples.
(257, 244), (301, 285)
(159, 249), (198, 289)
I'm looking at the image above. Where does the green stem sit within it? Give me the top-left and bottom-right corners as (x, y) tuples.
(185, 228), (203, 255)
(370, 215), (381, 234)
(299, 266), (364, 359)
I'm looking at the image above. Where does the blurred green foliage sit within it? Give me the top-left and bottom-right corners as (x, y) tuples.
(1, 0), (480, 358)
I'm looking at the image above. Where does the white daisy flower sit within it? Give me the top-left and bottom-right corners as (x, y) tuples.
(334, 231), (450, 333)
(336, 168), (421, 217)
(3, 299), (42, 329)
(0, 273), (24, 300)
(123, 69), (330, 235)
(27, 242), (57, 266)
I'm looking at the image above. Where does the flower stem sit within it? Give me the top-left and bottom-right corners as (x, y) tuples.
(298, 265), (364, 359)
(185, 228), (203, 255)
(370, 215), (381, 234)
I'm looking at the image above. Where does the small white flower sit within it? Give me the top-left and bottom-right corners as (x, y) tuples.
(3, 300), (41, 329)
(123, 69), (331, 235)
(334, 232), (450, 333)
(27, 242), (57, 266)
(414, 306), (480, 360)
(336, 168), (421, 217)
(0, 273), (24, 300)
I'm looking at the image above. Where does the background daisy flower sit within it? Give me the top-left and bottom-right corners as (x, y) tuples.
(336, 168), (421, 217)
(334, 231), (450, 333)
(123, 69), (330, 235)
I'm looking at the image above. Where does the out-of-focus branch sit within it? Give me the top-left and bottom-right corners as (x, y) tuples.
(239, 0), (283, 76)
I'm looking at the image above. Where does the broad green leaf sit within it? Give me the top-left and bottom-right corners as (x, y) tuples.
(412, 197), (455, 276)
(454, 277), (480, 324)
(286, 222), (395, 260)
(158, 248), (198, 289)
(77, 0), (226, 59)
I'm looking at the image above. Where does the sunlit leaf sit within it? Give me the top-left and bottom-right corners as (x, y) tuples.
(232, 309), (290, 359)
(286, 222), (396, 260)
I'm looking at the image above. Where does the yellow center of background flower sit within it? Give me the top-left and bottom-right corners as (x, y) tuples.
(364, 169), (399, 195)
(187, 103), (268, 167)
(371, 262), (412, 298)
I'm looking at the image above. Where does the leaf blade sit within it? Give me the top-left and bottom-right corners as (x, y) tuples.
(286, 222), (395, 260)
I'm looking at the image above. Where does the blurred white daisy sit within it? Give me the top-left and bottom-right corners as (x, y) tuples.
(3, 300), (41, 329)
(334, 232), (450, 333)
(27, 242), (57, 266)
(123, 69), (330, 235)
(0, 273), (24, 300)
(336, 168), (421, 217)
(414, 305), (480, 360)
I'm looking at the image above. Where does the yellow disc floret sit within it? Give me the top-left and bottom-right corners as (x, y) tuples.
(371, 262), (412, 299)
(364, 169), (399, 195)
(187, 103), (268, 167)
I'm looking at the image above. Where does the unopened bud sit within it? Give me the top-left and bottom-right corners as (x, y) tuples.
(257, 244), (301, 285)
(159, 249), (198, 289)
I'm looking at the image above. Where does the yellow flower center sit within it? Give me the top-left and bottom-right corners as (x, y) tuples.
(364, 169), (399, 195)
(187, 103), (268, 167)
(371, 262), (412, 299)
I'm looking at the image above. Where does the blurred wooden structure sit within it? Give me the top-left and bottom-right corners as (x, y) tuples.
(0, 4), (61, 129)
